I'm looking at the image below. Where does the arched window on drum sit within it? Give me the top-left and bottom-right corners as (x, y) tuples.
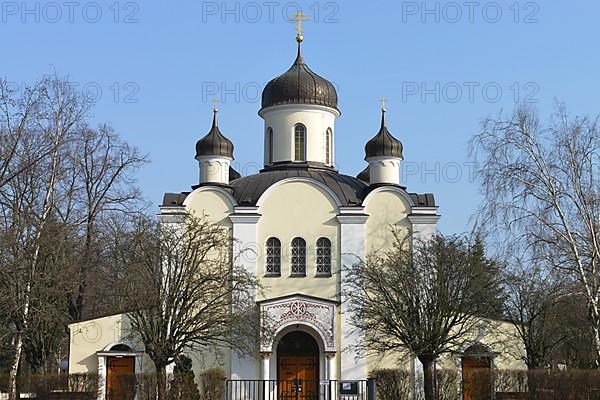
(294, 124), (306, 162)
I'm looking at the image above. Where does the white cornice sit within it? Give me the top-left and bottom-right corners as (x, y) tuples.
(259, 103), (341, 118)
(337, 207), (368, 224)
(229, 208), (261, 224)
(407, 214), (441, 225)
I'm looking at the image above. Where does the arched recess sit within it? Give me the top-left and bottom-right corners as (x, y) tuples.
(361, 185), (414, 211)
(183, 186), (237, 209)
(102, 341), (137, 352)
(255, 177), (342, 210)
(259, 295), (337, 354)
(183, 186), (237, 225)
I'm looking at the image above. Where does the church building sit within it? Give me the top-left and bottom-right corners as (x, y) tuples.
(67, 22), (525, 400)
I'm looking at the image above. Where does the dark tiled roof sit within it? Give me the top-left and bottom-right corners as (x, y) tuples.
(195, 110), (234, 159)
(163, 164), (436, 209)
(162, 192), (190, 207)
(409, 193), (436, 207)
(261, 44), (338, 112)
(230, 163), (364, 206)
(365, 110), (403, 159)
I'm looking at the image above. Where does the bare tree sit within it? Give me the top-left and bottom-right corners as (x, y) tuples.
(471, 104), (600, 366)
(65, 124), (147, 321)
(0, 76), (88, 400)
(344, 234), (500, 400)
(0, 79), (53, 191)
(501, 255), (568, 369)
(125, 214), (259, 400)
(0, 74), (148, 398)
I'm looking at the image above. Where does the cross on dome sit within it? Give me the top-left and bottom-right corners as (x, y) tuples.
(380, 97), (387, 112)
(290, 11), (310, 42)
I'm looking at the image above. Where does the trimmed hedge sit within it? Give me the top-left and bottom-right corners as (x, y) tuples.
(371, 368), (600, 400)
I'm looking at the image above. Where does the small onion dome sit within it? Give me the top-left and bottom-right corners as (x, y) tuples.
(261, 42), (338, 112)
(356, 166), (369, 183)
(364, 108), (403, 160)
(195, 108), (234, 159)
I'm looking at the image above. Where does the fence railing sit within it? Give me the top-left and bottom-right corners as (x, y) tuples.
(224, 379), (376, 400)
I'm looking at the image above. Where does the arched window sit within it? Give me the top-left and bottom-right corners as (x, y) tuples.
(316, 237), (332, 276)
(294, 124), (306, 161)
(265, 237), (281, 276)
(291, 237), (306, 276)
(266, 127), (274, 164)
(325, 128), (332, 165)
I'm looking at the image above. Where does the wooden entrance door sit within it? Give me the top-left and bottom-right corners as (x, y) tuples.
(106, 356), (135, 400)
(278, 355), (318, 400)
(462, 357), (492, 400)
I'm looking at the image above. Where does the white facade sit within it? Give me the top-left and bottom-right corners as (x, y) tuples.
(195, 155), (231, 184)
(367, 156), (402, 185)
(259, 104), (339, 166)
(65, 35), (528, 400)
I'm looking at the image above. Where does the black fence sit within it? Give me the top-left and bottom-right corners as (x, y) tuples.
(224, 379), (376, 400)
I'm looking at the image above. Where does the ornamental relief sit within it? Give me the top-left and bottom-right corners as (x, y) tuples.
(260, 297), (336, 352)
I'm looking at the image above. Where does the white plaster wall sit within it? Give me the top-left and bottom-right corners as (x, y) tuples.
(184, 187), (235, 227)
(368, 157), (402, 185)
(196, 156), (231, 185)
(338, 210), (369, 380)
(364, 189), (412, 255)
(260, 104), (338, 165)
(68, 314), (153, 375)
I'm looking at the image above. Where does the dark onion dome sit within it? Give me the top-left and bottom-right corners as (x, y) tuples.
(261, 42), (339, 112)
(364, 108), (403, 160)
(195, 108), (234, 159)
(356, 166), (369, 183)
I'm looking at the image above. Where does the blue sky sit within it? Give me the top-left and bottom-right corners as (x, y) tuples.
(3, 1), (599, 234)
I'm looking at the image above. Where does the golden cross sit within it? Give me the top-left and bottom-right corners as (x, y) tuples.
(212, 98), (219, 110)
(380, 97), (387, 111)
(290, 11), (310, 39)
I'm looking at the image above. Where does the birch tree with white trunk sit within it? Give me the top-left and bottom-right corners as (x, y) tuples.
(471, 104), (600, 367)
(0, 76), (88, 400)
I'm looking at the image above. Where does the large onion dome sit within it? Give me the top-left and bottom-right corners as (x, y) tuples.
(195, 108), (234, 159)
(364, 109), (403, 160)
(261, 42), (338, 112)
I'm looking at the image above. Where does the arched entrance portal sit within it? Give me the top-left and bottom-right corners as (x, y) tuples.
(277, 331), (319, 400)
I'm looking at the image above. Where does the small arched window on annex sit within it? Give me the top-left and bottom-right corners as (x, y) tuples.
(265, 237), (281, 276)
(324, 128), (332, 165)
(290, 237), (307, 276)
(315, 237), (332, 276)
(294, 124), (306, 162)
(266, 127), (274, 164)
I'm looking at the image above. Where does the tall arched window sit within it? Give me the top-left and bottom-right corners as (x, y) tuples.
(265, 237), (281, 276)
(291, 237), (306, 276)
(266, 127), (274, 164)
(316, 237), (332, 276)
(325, 128), (332, 165)
(294, 124), (306, 161)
